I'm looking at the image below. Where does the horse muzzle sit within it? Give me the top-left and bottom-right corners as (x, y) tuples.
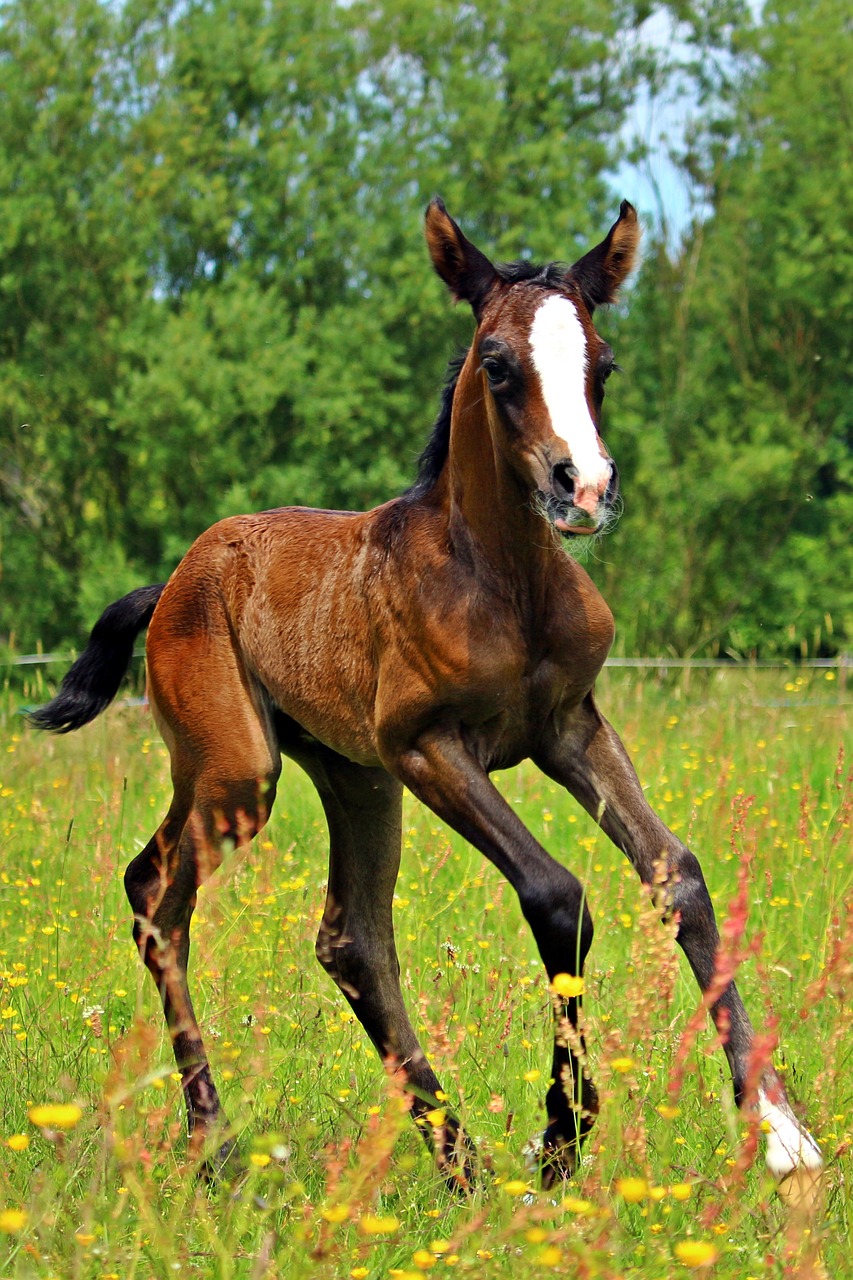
(546, 459), (619, 535)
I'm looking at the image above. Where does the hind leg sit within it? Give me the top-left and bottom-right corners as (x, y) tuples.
(125, 769), (278, 1162)
(127, 604), (282, 1163)
(284, 737), (470, 1183)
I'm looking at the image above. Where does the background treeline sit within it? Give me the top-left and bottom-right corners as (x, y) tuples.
(0, 0), (849, 658)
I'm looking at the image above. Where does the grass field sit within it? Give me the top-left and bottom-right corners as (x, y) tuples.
(0, 665), (850, 1278)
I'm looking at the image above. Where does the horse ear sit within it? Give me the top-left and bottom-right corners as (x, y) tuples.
(425, 197), (498, 316)
(567, 200), (640, 313)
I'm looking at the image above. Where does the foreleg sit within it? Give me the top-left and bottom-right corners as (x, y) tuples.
(535, 694), (823, 1200)
(388, 730), (599, 1185)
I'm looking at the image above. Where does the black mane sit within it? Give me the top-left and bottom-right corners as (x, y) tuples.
(406, 349), (467, 500)
(495, 259), (569, 288)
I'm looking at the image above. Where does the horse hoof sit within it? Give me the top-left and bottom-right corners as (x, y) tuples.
(418, 1111), (479, 1193)
(776, 1164), (824, 1217)
(190, 1132), (240, 1183)
(436, 1134), (479, 1194)
(538, 1124), (580, 1189)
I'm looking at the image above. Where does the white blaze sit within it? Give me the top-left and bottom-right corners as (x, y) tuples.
(529, 295), (610, 493)
(757, 1088), (823, 1179)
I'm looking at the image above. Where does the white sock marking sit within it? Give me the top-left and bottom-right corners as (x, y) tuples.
(529, 295), (610, 494)
(758, 1088), (823, 1179)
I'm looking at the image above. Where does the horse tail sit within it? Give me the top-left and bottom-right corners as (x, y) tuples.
(29, 584), (166, 733)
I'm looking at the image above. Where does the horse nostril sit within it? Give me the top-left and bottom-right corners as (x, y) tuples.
(605, 460), (619, 505)
(551, 462), (577, 503)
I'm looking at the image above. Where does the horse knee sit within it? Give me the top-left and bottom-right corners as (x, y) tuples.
(662, 847), (723, 992)
(666, 848), (714, 933)
(316, 914), (364, 996)
(124, 849), (151, 924)
(519, 865), (593, 972)
(315, 907), (398, 1008)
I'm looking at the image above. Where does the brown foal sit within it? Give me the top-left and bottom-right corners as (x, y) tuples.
(33, 198), (822, 1202)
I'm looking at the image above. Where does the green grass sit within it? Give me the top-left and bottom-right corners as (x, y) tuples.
(0, 666), (850, 1277)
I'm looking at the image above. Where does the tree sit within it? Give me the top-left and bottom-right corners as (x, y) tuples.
(598, 0), (852, 656)
(0, 0), (159, 643)
(1, 0), (653, 650)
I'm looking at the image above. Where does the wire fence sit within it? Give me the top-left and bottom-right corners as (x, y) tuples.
(6, 652), (849, 720)
(604, 656), (850, 670)
(4, 650), (851, 672)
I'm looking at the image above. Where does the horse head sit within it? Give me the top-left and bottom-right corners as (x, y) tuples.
(425, 197), (639, 538)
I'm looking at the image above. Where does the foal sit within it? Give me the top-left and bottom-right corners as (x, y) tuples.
(33, 198), (822, 1203)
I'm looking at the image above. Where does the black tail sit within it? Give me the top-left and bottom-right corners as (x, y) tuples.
(29, 584), (166, 733)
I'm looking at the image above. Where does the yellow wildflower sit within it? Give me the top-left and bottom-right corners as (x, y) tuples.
(551, 973), (584, 999)
(616, 1176), (648, 1203)
(358, 1213), (399, 1235)
(561, 1196), (593, 1214)
(0, 1208), (27, 1233)
(675, 1239), (718, 1268)
(28, 1103), (82, 1130)
(321, 1203), (350, 1224)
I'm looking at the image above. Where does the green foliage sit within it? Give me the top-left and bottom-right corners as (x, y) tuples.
(599, 0), (852, 656)
(0, 0), (647, 648)
(0, 0), (158, 643)
(0, 0), (848, 657)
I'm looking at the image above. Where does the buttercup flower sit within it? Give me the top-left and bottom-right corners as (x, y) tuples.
(28, 1103), (82, 1130)
(675, 1239), (718, 1268)
(616, 1176), (648, 1203)
(551, 973), (584, 999)
(0, 1209), (27, 1234)
(358, 1213), (399, 1235)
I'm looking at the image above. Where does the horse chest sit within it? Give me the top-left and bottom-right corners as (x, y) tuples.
(481, 575), (614, 701)
(402, 591), (603, 770)
(455, 659), (586, 770)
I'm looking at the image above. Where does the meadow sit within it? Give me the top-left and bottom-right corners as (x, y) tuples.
(0, 664), (849, 1278)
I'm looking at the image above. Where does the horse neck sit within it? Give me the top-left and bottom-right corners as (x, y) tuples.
(438, 358), (555, 580)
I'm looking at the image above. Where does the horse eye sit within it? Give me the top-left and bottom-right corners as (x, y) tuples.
(481, 356), (509, 386)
